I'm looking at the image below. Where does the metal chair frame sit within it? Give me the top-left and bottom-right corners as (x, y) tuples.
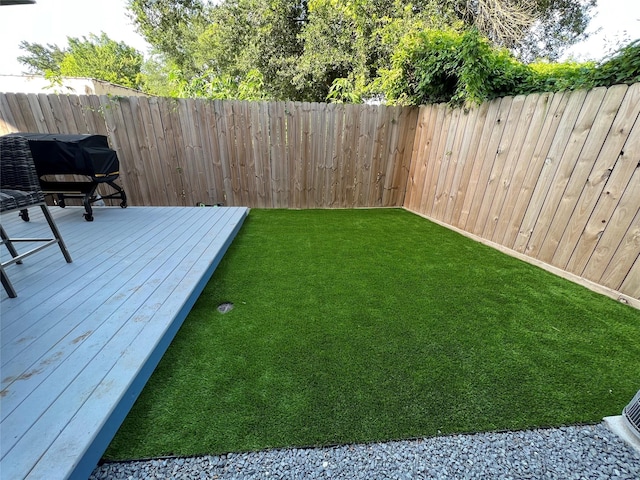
(1, 135), (72, 298)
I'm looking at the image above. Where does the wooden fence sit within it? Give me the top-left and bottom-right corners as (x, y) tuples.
(404, 84), (640, 304)
(0, 94), (417, 208)
(1, 87), (638, 303)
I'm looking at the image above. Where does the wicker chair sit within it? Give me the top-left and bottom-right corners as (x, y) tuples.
(1, 135), (72, 298)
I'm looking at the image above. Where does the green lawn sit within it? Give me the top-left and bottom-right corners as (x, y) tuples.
(105, 208), (640, 460)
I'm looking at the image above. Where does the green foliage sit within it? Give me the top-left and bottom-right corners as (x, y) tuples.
(125, 0), (596, 102)
(382, 28), (639, 106)
(17, 33), (144, 90)
(170, 68), (269, 100)
(17, 41), (65, 74)
(127, 0), (205, 77)
(592, 39), (640, 86)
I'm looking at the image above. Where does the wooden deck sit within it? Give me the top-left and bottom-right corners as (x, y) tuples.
(0, 205), (249, 480)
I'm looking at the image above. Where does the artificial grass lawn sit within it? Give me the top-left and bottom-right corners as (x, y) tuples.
(106, 208), (640, 460)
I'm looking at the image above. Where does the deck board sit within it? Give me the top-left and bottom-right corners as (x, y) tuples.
(0, 205), (248, 480)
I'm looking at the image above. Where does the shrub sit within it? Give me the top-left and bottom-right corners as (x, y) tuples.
(380, 29), (639, 106)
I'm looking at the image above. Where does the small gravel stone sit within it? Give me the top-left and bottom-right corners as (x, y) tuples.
(90, 423), (640, 479)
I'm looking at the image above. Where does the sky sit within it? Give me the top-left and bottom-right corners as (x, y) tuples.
(0, 0), (639, 76)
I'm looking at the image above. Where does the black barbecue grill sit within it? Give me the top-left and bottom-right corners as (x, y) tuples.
(4, 133), (127, 221)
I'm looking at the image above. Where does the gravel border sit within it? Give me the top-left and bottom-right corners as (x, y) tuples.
(90, 423), (639, 479)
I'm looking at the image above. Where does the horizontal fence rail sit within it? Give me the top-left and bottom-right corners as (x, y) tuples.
(0, 94), (417, 209)
(1, 87), (638, 302)
(404, 85), (640, 303)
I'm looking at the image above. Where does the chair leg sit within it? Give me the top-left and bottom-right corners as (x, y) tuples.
(1, 264), (17, 298)
(40, 205), (72, 263)
(0, 224), (23, 265)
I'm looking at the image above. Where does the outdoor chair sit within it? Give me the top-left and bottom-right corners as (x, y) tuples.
(1, 135), (72, 298)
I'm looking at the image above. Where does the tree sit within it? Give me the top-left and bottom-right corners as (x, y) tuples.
(127, 0), (205, 77)
(17, 42), (65, 74)
(17, 33), (144, 90)
(446, 0), (597, 61)
(299, 0), (456, 102)
(380, 28), (640, 107)
(126, 0), (597, 102)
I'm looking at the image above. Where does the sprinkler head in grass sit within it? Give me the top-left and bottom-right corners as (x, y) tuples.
(217, 302), (234, 314)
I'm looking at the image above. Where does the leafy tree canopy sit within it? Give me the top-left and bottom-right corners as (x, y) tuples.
(18, 33), (144, 90)
(381, 29), (640, 106)
(127, 0), (598, 101)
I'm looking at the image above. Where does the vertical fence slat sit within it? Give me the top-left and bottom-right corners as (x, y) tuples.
(449, 101), (489, 227)
(467, 96), (514, 235)
(552, 83), (640, 269)
(529, 87), (608, 261)
(620, 254), (640, 299)
(486, 94), (539, 242)
(513, 90), (587, 254)
(566, 112), (640, 276)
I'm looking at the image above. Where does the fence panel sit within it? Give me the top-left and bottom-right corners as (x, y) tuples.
(404, 85), (640, 302)
(1, 87), (637, 301)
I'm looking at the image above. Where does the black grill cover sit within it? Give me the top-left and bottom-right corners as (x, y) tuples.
(6, 133), (120, 177)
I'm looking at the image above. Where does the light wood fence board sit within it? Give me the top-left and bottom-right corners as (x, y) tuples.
(314, 102), (328, 207)
(514, 89), (587, 254)
(505, 92), (568, 249)
(147, 97), (177, 205)
(598, 209), (640, 290)
(450, 102), (489, 226)
(284, 101), (297, 208)
(391, 106), (417, 207)
(425, 105), (454, 215)
(45, 94), (68, 132)
(537, 86), (625, 262)
(456, 98), (502, 229)
(15, 93), (40, 132)
(372, 105), (392, 206)
(192, 98), (218, 206)
(489, 93), (542, 242)
(414, 106), (438, 213)
(358, 105), (378, 207)
(101, 96), (144, 206)
(531, 87), (608, 261)
(434, 106), (467, 220)
(551, 83), (640, 269)
(163, 97), (190, 206)
(567, 114), (640, 277)
(212, 100), (233, 205)
(222, 101), (242, 206)
(25, 93), (48, 132)
(68, 95), (90, 133)
(444, 105), (479, 223)
(474, 96), (524, 238)
(289, 102), (304, 208)
(127, 96), (157, 206)
(494, 93), (551, 244)
(620, 254), (640, 299)
(585, 169), (640, 286)
(418, 105), (446, 214)
(404, 106), (431, 211)
(249, 102), (266, 208)
(468, 96), (514, 235)
(77, 95), (98, 134)
(482, 94), (532, 241)
(38, 94), (61, 133)
(324, 103), (338, 207)
(4, 94), (28, 132)
(0, 93), (17, 134)
(327, 103), (342, 207)
(192, 99), (218, 205)
(352, 104), (366, 207)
